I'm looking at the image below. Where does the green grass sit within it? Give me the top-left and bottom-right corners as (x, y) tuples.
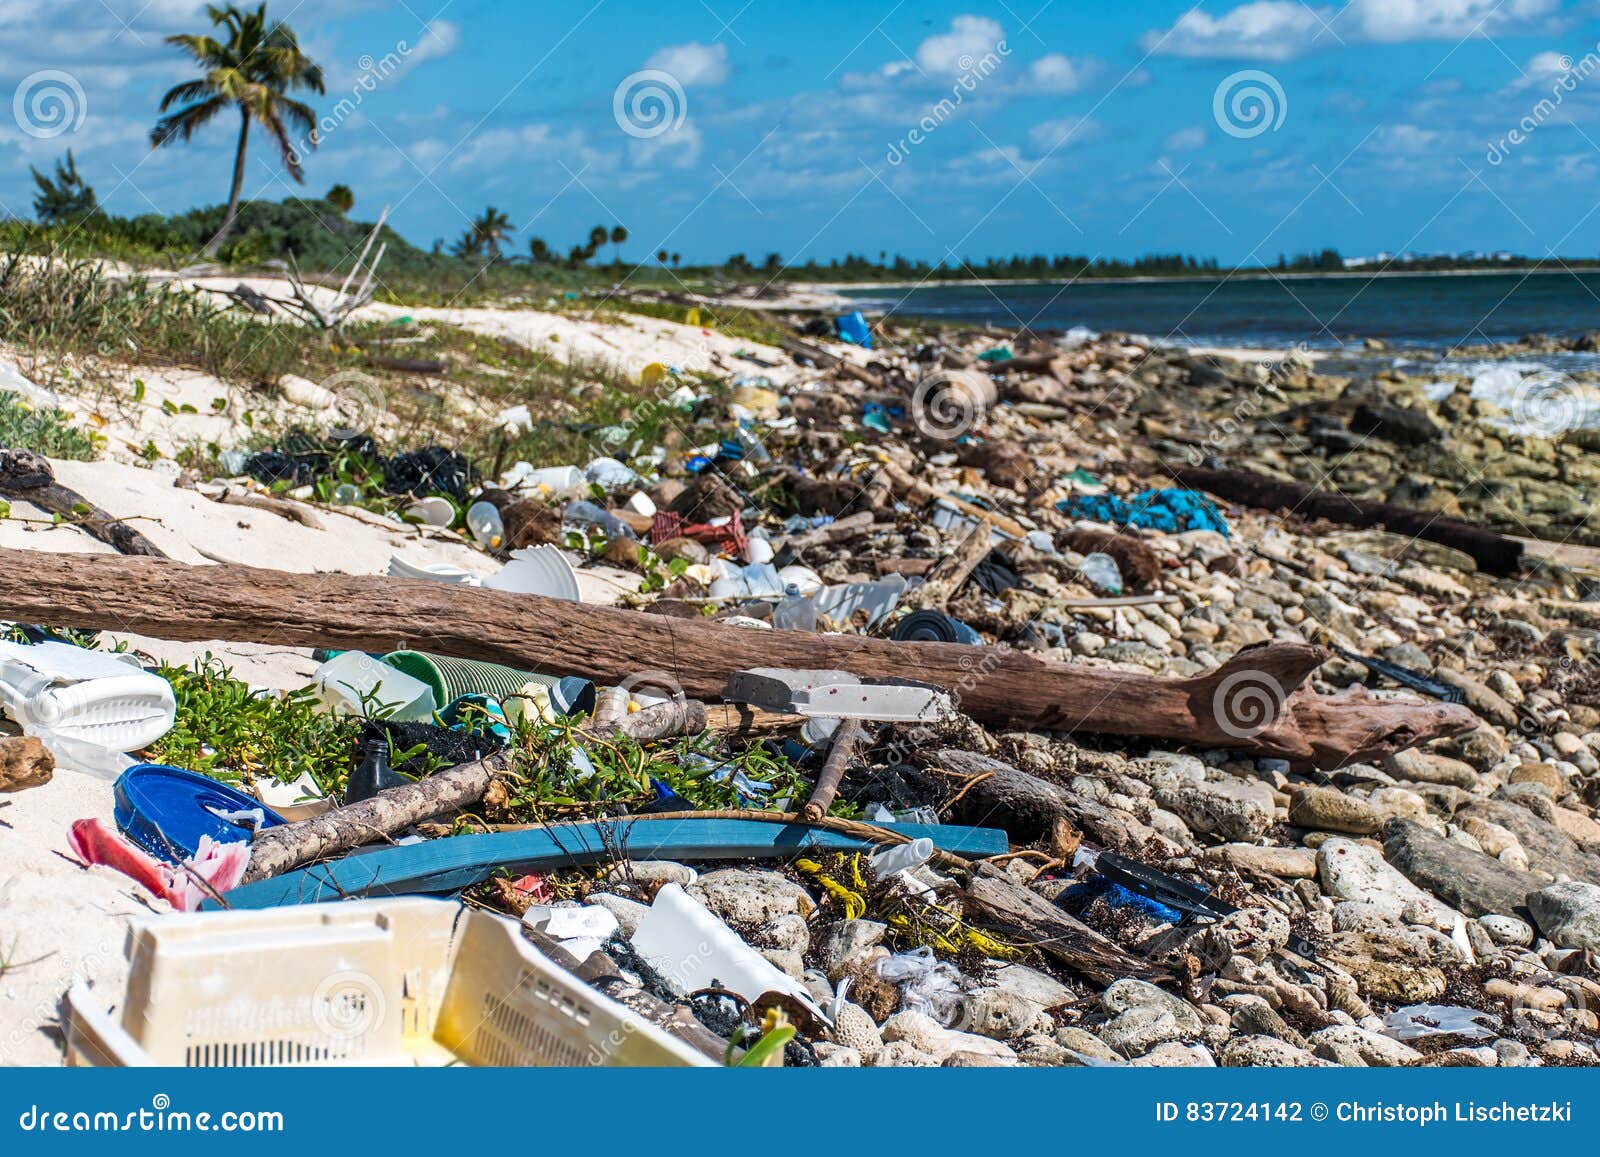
(587, 295), (792, 348)
(149, 657), (360, 796)
(0, 250), (316, 385)
(0, 390), (100, 459)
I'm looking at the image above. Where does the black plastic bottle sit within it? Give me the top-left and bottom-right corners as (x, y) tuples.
(345, 738), (407, 804)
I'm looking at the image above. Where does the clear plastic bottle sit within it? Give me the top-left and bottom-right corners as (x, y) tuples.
(772, 583), (817, 632)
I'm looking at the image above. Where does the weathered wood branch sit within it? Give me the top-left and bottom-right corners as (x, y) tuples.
(1163, 463), (1524, 577)
(0, 549), (1475, 768)
(242, 751), (509, 883)
(802, 718), (864, 822)
(0, 449), (166, 557)
(962, 864), (1170, 985)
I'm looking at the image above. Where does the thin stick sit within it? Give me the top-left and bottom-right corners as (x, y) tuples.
(802, 718), (864, 822)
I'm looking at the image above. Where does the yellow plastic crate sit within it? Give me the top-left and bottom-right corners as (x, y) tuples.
(64, 898), (711, 1067)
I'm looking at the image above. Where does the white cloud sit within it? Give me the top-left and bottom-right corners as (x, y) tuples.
(1164, 125), (1207, 151)
(1022, 54), (1095, 93)
(1142, 2), (1329, 61)
(406, 20), (462, 68)
(629, 118), (704, 168)
(1372, 123), (1441, 154)
(916, 15), (1006, 77)
(1142, 0), (1559, 61)
(644, 42), (731, 87)
(1028, 116), (1101, 152)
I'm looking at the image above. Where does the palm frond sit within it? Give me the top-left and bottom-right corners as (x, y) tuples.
(149, 96), (229, 148)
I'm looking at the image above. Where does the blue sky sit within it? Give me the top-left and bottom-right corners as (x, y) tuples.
(4, 1), (1600, 266)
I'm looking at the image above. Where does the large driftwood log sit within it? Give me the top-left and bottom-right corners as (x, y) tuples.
(0, 449), (166, 557)
(1164, 464), (1523, 577)
(0, 548), (1475, 767)
(242, 751), (510, 883)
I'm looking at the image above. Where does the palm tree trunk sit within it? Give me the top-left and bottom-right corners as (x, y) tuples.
(201, 107), (251, 259)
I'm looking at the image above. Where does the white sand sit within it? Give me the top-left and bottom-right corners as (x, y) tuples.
(176, 274), (865, 387)
(0, 455), (641, 1064)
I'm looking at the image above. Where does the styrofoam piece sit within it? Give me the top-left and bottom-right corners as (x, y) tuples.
(523, 904), (620, 942)
(481, 544), (581, 601)
(311, 651), (437, 721)
(387, 556), (475, 584)
(631, 883), (824, 1019)
(624, 491), (657, 517)
(0, 641), (176, 765)
(723, 668), (954, 722)
(64, 898), (710, 1067)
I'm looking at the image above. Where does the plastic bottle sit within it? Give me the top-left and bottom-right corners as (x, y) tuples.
(0, 641), (177, 777)
(1078, 552), (1123, 595)
(344, 738), (407, 805)
(563, 499), (636, 539)
(466, 500), (505, 549)
(771, 583), (817, 632)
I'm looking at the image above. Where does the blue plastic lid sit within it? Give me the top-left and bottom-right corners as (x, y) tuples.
(114, 764), (286, 863)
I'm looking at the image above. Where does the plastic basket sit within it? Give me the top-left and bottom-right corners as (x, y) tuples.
(63, 898), (711, 1067)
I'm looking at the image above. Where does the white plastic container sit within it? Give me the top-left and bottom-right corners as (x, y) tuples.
(0, 641), (176, 775)
(311, 651), (436, 721)
(64, 898), (710, 1067)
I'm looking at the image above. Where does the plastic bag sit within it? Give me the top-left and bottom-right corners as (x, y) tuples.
(876, 947), (964, 1025)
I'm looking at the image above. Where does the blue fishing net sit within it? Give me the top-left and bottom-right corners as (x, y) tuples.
(1057, 487), (1230, 537)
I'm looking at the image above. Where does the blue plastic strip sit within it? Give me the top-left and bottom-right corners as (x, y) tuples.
(214, 818), (1008, 909)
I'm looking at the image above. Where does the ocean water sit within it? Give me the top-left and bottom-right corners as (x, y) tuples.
(836, 269), (1600, 352)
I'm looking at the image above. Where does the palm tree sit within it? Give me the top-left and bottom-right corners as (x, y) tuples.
(609, 224), (627, 264)
(656, 248), (668, 264)
(151, 4), (324, 258)
(325, 183), (353, 214)
(470, 207), (514, 261)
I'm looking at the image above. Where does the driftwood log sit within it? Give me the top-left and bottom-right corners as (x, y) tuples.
(0, 548), (1474, 767)
(0, 449), (166, 557)
(241, 751), (510, 883)
(778, 336), (883, 387)
(1163, 464), (1524, 577)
